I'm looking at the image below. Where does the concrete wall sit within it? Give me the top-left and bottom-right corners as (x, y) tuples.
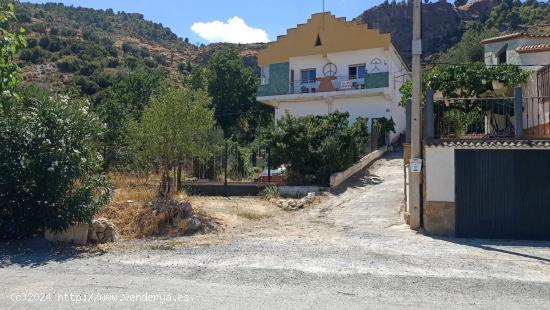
(423, 146), (456, 237)
(425, 147), (455, 202)
(278, 186), (322, 198)
(330, 147), (387, 188)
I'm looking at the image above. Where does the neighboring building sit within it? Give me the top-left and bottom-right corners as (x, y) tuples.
(481, 32), (550, 97)
(256, 13), (409, 142)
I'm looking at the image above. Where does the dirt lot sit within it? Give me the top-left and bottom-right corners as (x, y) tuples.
(1, 152), (550, 309)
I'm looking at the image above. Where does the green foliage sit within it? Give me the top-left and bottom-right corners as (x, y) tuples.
(440, 108), (483, 137)
(399, 64), (530, 105)
(484, 0), (549, 32)
(0, 90), (111, 239)
(271, 112), (369, 186)
(18, 2), (190, 49)
(206, 47), (273, 143)
(261, 184), (279, 200)
(434, 28), (500, 64)
(94, 68), (166, 167)
(0, 0), (26, 100)
(129, 85), (216, 192)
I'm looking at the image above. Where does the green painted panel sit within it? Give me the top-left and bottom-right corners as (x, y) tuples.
(365, 72), (389, 89)
(257, 62), (289, 96)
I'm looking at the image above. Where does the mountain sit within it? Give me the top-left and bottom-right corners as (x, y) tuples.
(15, 1), (549, 94)
(15, 2), (265, 93)
(355, 0), (550, 63)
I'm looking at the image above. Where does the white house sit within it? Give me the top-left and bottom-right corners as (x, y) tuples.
(481, 32), (550, 97)
(256, 13), (410, 142)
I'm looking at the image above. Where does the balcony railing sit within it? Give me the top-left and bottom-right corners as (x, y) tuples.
(290, 76), (367, 94)
(257, 72), (389, 97)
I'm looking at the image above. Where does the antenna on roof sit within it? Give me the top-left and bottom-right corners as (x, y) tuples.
(322, 0), (325, 30)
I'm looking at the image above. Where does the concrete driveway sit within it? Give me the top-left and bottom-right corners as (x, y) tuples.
(1, 152), (550, 309)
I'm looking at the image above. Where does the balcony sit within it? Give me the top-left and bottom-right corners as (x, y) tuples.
(257, 72), (390, 98)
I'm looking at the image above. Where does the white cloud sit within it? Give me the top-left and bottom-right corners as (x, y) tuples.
(191, 16), (269, 44)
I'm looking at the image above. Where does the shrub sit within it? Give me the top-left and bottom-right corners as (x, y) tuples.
(0, 93), (111, 239)
(57, 56), (83, 72)
(19, 47), (52, 64)
(153, 53), (169, 66)
(271, 112), (369, 186)
(73, 76), (100, 95)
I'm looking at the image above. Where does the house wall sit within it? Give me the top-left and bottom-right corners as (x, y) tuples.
(484, 37), (550, 68)
(274, 95), (405, 141)
(289, 48), (389, 81)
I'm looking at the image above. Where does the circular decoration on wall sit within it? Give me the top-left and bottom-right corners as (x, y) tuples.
(323, 62), (337, 77)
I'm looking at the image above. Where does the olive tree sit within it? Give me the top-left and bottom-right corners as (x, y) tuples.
(129, 85), (216, 197)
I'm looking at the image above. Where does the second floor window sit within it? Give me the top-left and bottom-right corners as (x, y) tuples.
(301, 69), (316, 84)
(349, 65), (366, 80)
(261, 66), (270, 85)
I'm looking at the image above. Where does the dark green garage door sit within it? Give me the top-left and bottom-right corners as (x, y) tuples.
(455, 149), (550, 240)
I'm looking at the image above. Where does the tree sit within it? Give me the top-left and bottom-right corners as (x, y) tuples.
(129, 85), (216, 197)
(206, 47), (272, 143)
(434, 28), (499, 64)
(271, 112), (369, 186)
(0, 87), (111, 239)
(94, 67), (166, 168)
(0, 0), (26, 102)
(454, 0), (467, 7)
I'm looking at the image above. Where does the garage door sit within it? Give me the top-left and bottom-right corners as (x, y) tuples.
(455, 149), (550, 240)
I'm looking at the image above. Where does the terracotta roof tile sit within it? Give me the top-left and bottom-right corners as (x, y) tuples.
(516, 43), (550, 54)
(425, 139), (550, 148)
(480, 32), (550, 44)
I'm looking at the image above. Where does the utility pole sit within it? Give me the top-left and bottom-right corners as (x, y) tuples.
(409, 0), (422, 230)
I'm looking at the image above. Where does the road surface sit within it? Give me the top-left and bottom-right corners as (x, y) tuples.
(2, 152), (550, 309)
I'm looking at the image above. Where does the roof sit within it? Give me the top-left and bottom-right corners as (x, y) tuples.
(480, 32), (550, 45)
(516, 43), (550, 54)
(425, 139), (550, 149)
(258, 12), (395, 67)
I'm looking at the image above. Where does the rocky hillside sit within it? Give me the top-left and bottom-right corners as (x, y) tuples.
(15, 2), (265, 92)
(15, 0), (549, 93)
(356, 0), (550, 63)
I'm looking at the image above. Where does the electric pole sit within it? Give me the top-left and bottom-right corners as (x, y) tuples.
(409, 0), (422, 230)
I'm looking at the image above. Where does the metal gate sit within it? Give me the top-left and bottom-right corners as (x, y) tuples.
(455, 149), (550, 240)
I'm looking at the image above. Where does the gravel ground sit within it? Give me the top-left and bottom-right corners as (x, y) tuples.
(1, 152), (550, 309)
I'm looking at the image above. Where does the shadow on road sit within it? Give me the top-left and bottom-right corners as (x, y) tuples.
(330, 151), (402, 195)
(432, 236), (550, 264)
(0, 237), (103, 268)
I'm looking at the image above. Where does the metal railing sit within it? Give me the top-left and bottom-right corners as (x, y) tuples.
(431, 97), (516, 139)
(524, 97), (550, 139)
(423, 87), (550, 140)
(289, 76), (367, 94)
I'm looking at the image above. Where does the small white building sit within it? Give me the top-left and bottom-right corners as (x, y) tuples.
(256, 13), (409, 142)
(481, 32), (550, 97)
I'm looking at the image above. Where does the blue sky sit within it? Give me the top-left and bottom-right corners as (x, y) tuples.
(24, 0), (385, 44)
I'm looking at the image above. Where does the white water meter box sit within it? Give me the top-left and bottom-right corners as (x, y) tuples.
(410, 158), (422, 173)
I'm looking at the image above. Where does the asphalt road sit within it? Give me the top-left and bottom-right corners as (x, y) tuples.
(2, 153), (550, 309)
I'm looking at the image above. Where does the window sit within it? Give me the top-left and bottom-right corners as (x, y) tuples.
(301, 69), (316, 84)
(260, 66), (270, 85)
(349, 64), (366, 80)
(496, 44), (508, 65)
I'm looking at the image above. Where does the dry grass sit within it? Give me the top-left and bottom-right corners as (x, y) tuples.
(100, 173), (190, 239)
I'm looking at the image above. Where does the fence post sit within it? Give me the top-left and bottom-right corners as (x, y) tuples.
(406, 100), (412, 144)
(514, 87), (523, 138)
(424, 89), (434, 140)
(224, 140), (228, 196)
(267, 147), (271, 183)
